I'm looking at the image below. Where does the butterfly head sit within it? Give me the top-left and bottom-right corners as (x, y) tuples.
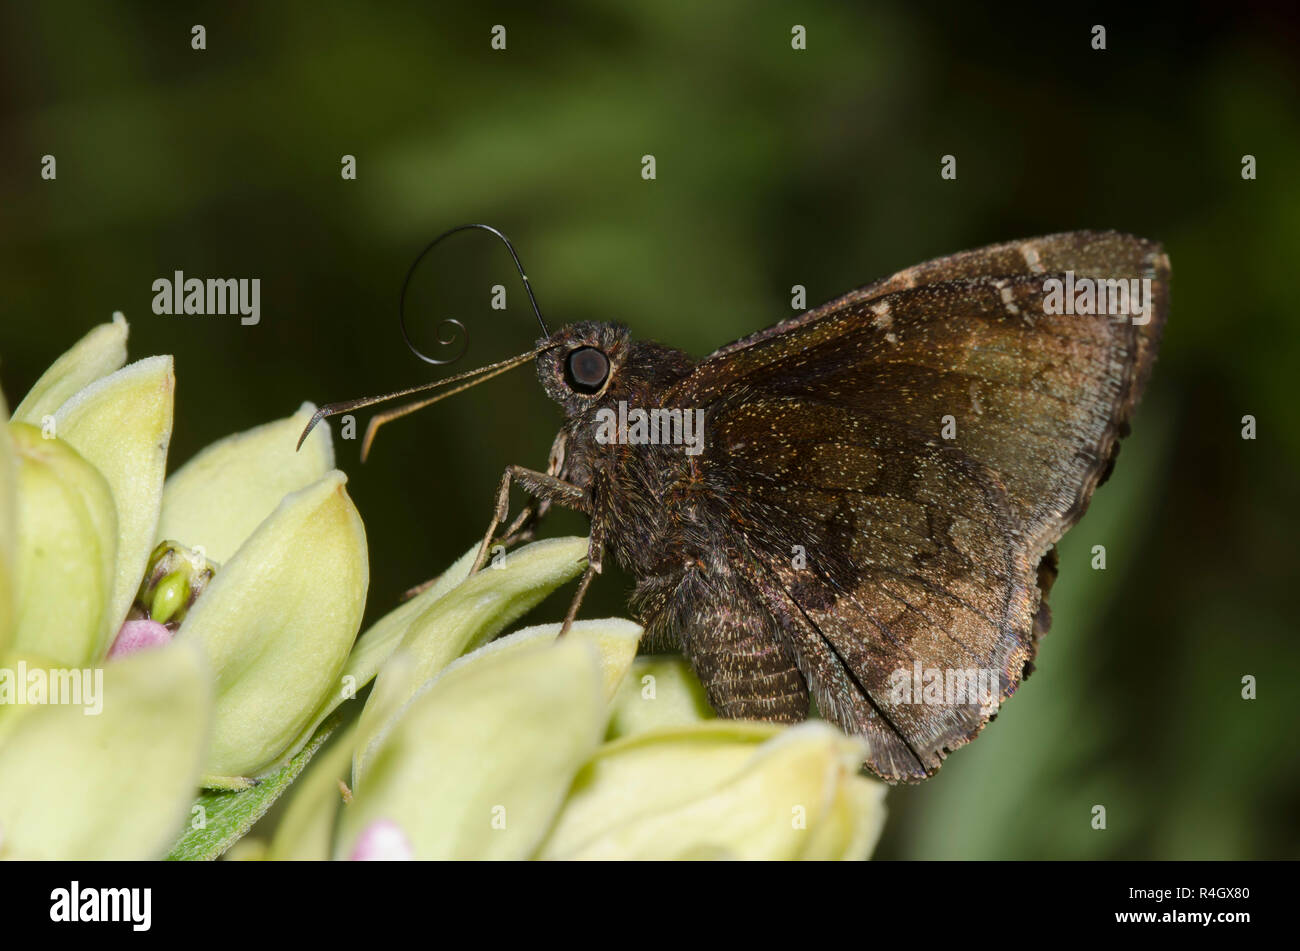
(536, 321), (633, 414)
(296, 227), (693, 460)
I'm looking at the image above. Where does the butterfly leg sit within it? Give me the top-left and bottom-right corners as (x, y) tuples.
(494, 432), (568, 548)
(398, 462), (569, 603)
(399, 576), (438, 601)
(557, 522), (604, 638)
(470, 464), (586, 575)
(404, 437), (577, 603)
(495, 499), (550, 548)
(397, 485), (557, 603)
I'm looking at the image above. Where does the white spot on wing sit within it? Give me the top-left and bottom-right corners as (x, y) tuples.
(1021, 244), (1044, 273)
(998, 283), (1021, 315)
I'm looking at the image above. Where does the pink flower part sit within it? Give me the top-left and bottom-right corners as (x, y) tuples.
(108, 619), (173, 658)
(349, 819), (414, 861)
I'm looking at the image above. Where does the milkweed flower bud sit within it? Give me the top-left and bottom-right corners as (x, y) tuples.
(1, 317), (165, 667)
(130, 540), (216, 629)
(11, 312), (127, 426)
(155, 402), (334, 565)
(178, 472), (368, 786)
(52, 355), (174, 636)
(6, 422), (117, 666)
(109, 618), (172, 658)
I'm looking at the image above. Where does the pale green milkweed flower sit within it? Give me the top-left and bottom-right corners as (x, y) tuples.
(177, 470), (367, 785)
(5, 314), (168, 667)
(53, 354), (175, 642)
(150, 400), (366, 787)
(538, 718), (886, 860)
(351, 536), (590, 782)
(327, 631), (885, 860)
(0, 641), (211, 859)
(7, 421), (118, 666)
(337, 625), (637, 860)
(260, 539), (602, 860)
(261, 537), (887, 862)
(584, 656), (887, 860)
(1, 316), (369, 791)
(11, 312), (129, 425)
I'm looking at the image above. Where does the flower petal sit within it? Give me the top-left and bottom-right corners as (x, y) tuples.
(537, 721), (779, 858)
(53, 355), (174, 635)
(799, 763), (889, 860)
(12, 313), (128, 425)
(282, 542), (479, 758)
(0, 642), (211, 860)
(539, 721), (883, 860)
(7, 424), (118, 666)
(178, 471), (368, 782)
(436, 618), (642, 702)
(338, 637), (606, 860)
(607, 655), (714, 738)
(156, 402), (335, 564)
(337, 541), (478, 686)
(352, 536), (587, 781)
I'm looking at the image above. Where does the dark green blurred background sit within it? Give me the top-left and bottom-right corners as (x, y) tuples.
(2, 2), (1297, 859)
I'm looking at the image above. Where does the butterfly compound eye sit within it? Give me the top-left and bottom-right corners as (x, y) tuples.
(565, 346), (610, 393)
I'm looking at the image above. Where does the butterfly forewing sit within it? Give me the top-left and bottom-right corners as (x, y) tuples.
(665, 231), (1168, 780)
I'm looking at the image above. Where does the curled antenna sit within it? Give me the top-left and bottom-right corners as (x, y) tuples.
(297, 224), (558, 457)
(399, 223), (551, 365)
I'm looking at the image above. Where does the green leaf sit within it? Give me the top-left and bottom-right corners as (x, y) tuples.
(167, 713), (342, 861)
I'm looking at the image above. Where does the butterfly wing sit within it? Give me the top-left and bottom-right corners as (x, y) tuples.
(666, 231), (1168, 780)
